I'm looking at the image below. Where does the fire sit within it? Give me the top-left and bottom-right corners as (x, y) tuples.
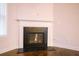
(35, 34), (38, 42)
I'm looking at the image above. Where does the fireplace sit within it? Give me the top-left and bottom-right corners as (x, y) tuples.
(18, 20), (53, 53)
(23, 27), (48, 52)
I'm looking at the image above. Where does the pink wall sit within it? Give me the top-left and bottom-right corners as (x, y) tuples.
(53, 3), (79, 50)
(0, 3), (53, 54)
(0, 4), (18, 53)
(1, 3), (79, 54)
(16, 3), (53, 21)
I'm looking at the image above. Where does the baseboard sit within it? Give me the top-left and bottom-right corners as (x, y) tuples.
(53, 45), (79, 52)
(0, 48), (16, 54)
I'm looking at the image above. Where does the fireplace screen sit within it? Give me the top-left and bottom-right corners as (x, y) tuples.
(23, 27), (47, 52)
(27, 33), (44, 44)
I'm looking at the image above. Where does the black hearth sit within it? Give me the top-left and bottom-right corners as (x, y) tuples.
(23, 27), (48, 52)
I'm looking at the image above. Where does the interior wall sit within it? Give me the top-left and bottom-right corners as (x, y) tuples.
(16, 3), (53, 21)
(53, 3), (79, 51)
(0, 3), (53, 54)
(1, 3), (79, 54)
(0, 4), (18, 54)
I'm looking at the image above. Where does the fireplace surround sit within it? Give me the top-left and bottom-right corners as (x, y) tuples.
(23, 27), (48, 52)
(18, 20), (53, 52)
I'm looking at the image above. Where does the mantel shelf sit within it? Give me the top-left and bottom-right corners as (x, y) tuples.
(17, 19), (54, 22)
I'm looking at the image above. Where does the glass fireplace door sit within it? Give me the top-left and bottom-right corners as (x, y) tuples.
(23, 27), (47, 52)
(27, 33), (44, 44)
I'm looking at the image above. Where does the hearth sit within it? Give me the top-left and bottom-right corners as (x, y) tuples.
(23, 27), (48, 52)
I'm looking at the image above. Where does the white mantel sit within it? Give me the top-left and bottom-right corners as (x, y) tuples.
(18, 19), (53, 48)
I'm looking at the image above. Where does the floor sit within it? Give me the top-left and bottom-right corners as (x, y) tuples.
(0, 47), (79, 56)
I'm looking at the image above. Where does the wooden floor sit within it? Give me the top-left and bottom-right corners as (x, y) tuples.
(0, 47), (79, 56)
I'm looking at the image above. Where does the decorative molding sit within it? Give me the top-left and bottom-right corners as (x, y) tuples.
(17, 19), (54, 23)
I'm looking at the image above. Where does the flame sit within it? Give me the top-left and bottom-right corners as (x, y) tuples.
(35, 34), (38, 42)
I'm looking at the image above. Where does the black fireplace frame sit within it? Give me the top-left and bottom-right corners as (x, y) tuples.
(23, 27), (48, 52)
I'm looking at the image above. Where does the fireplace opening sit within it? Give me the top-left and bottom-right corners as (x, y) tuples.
(23, 27), (48, 52)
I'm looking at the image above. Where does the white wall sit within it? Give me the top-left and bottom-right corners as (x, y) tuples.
(53, 3), (79, 51)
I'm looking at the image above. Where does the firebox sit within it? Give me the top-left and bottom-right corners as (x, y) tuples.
(23, 27), (48, 52)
